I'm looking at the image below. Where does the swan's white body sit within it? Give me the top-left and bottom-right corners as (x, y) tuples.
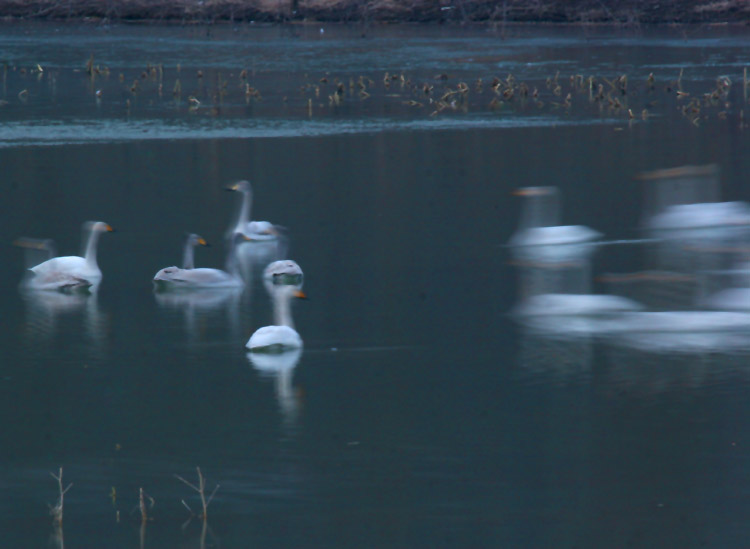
(154, 234), (246, 290)
(515, 293), (643, 317)
(648, 202), (750, 231)
(246, 284), (306, 352)
(154, 267), (244, 288)
(227, 180), (278, 240)
(24, 221), (113, 291)
(248, 325), (303, 351)
(509, 187), (602, 248)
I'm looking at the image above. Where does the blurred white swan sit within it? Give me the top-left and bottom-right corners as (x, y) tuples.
(23, 221), (113, 291)
(639, 164), (750, 232)
(154, 233), (248, 289)
(226, 180), (279, 240)
(246, 285), (307, 351)
(649, 202), (750, 231)
(509, 186), (601, 247)
(152, 233), (209, 282)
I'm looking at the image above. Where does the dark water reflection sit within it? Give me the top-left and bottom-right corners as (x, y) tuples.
(1, 22), (750, 547)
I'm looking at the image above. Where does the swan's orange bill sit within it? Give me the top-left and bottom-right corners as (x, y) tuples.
(512, 188), (549, 197)
(105, 224), (115, 232)
(293, 290), (308, 299)
(198, 237), (208, 246)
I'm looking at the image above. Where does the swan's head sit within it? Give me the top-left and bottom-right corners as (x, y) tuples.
(85, 221), (115, 233)
(186, 233), (209, 247)
(264, 260), (304, 287)
(226, 180), (252, 194)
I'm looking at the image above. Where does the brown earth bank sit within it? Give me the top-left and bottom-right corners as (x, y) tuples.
(0, 0), (747, 24)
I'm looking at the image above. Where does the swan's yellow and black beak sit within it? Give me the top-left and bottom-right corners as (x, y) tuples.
(512, 187), (551, 197)
(293, 290), (308, 300)
(198, 237), (209, 247)
(225, 184), (239, 192)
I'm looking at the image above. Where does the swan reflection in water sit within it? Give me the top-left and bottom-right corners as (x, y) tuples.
(247, 347), (303, 427)
(511, 227), (641, 339)
(20, 286), (107, 357)
(154, 287), (244, 342)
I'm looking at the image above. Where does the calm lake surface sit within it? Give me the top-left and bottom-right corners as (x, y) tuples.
(1, 22), (750, 547)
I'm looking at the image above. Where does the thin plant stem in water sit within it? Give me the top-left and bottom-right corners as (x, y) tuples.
(49, 467), (72, 525)
(137, 487), (154, 549)
(175, 467), (219, 521)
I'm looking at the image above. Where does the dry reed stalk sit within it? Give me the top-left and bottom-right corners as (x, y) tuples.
(49, 468), (72, 525)
(175, 467), (219, 521)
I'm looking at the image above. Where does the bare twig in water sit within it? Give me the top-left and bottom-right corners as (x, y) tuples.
(137, 487), (155, 549)
(49, 468), (73, 525)
(175, 467), (219, 521)
(139, 487), (155, 522)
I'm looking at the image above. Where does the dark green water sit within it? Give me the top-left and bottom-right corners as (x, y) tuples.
(1, 22), (750, 547)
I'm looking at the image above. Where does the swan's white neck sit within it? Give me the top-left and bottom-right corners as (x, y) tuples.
(83, 228), (102, 268)
(182, 239), (195, 269)
(224, 237), (243, 278)
(235, 188), (253, 232)
(520, 190), (560, 230)
(273, 288), (295, 329)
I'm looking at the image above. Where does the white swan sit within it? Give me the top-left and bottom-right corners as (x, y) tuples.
(509, 187), (601, 247)
(152, 233), (209, 282)
(154, 233), (249, 289)
(263, 260), (303, 286)
(24, 221), (113, 291)
(226, 180), (279, 240)
(246, 285), (307, 352)
(640, 164), (750, 231)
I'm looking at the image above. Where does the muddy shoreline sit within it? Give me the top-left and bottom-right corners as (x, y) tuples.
(0, 0), (747, 25)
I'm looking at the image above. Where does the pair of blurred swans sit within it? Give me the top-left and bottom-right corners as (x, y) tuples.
(20, 221), (114, 291)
